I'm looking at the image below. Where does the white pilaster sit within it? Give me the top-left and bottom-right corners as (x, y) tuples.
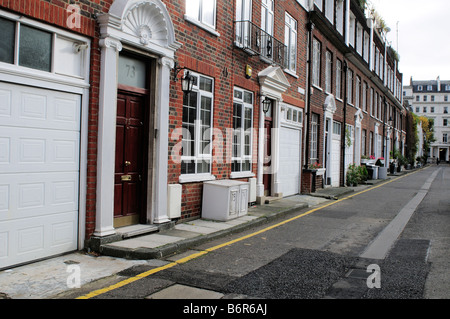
(256, 101), (265, 198)
(152, 57), (173, 224)
(94, 37), (122, 237)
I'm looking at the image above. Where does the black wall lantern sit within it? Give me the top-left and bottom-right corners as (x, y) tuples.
(262, 97), (272, 114)
(173, 62), (195, 95)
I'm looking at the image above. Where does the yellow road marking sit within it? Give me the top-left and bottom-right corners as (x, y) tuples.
(77, 167), (427, 299)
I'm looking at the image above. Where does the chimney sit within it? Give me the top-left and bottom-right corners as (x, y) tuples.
(437, 76), (441, 92)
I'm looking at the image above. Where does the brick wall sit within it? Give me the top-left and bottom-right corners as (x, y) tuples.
(167, 1), (309, 220)
(0, 0), (113, 238)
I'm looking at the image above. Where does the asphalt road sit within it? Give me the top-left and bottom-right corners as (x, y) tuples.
(65, 165), (450, 303)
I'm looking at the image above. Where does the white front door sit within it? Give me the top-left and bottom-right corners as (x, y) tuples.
(331, 121), (341, 187)
(344, 125), (354, 176)
(279, 126), (302, 197)
(0, 82), (80, 269)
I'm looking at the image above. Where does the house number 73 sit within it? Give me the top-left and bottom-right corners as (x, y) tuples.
(125, 64), (136, 79)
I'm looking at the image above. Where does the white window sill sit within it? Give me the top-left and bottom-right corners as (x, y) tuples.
(184, 15), (220, 37)
(284, 69), (298, 78)
(230, 171), (255, 179)
(312, 84), (323, 92)
(179, 173), (216, 184)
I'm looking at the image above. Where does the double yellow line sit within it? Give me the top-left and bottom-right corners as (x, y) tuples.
(77, 167), (426, 299)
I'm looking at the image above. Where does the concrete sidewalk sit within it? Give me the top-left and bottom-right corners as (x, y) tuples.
(0, 182), (386, 299)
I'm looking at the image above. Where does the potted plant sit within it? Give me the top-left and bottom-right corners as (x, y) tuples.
(358, 165), (369, 183)
(346, 164), (360, 187)
(308, 162), (325, 176)
(361, 155), (370, 164)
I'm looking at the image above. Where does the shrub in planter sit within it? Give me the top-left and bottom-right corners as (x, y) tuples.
(358, 165), (369, 182)
(346, 164), (360, 186)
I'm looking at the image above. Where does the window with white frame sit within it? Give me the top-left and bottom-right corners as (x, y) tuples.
(374, 92), (378, 118)
(336, 59), (342, 99)
(0, 15), (88, 78)
(362, 129), (367, 156)
(443, 119), (448, 127)
(282, 104), (303, 125)
(347, 69), (354, 104)
(312, 38), (321, 87)
(235, 0), (252, 47)
(284, 13), (297, 73)
(362, 81), (368, 112)
(444, 133), (448, 143)
(355, 76), (361, 108)
(185, 0), (217, 30)
(325, 0), (334, 23)
(261, 0), (274, 59)
(310, 113), (319, 161)
(333, 121), (341, 135)
(181, 72), (214, 175)
(325, 50), (333, 93)
(232, 88), (253, 173)
(370, 88), (374, 116)
(314, 0), (323, 11)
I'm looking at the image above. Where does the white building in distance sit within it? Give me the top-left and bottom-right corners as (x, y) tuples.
(403, 77), (450, 162)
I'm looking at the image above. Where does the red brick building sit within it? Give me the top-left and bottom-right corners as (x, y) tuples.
(0, 0), (312, 269)
(303, 0), (406, 190)
(0, 0), (406, 269)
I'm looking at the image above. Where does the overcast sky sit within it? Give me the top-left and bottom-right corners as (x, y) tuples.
(371, 0), (450, 84)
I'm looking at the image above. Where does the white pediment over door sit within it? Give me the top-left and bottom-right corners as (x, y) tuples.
(258, 66), (291, 97)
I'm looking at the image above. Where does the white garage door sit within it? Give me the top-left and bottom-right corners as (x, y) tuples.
(331, 122), (341, 187)
(279, 126), (302, 197)
(0, 82), (81, 269)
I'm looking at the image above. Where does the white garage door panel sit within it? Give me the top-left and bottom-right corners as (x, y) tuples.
(0, 82), (80, 269)
(0, 172), (79, 221)
(0, 86), (81, 131)
(0, 127), (80, 174)
(279, 127), (301, 197)
(0, 212), (78, 264)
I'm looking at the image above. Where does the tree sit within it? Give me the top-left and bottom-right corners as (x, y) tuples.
(418, 116), (436, 163)
(406, 112), (419, 165)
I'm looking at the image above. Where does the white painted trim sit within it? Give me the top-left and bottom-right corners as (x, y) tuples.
(179, 174), (216, 184)
(230, 172), (255, 179)
(0, 14), (91, 249)
(95, 0), (181, 233)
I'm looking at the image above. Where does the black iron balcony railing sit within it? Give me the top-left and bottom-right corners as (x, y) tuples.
(234, 20), (287, 69)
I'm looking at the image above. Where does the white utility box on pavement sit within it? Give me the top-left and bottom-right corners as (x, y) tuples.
(202, 180), (249, 221)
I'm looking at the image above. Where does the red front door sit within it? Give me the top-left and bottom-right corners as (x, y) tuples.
(114, 91), (147, 227)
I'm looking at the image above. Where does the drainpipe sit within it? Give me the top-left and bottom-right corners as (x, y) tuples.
(382, 96), (387, 159)
(341, 60), (348, 187)
(304, 16), (314, 170)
